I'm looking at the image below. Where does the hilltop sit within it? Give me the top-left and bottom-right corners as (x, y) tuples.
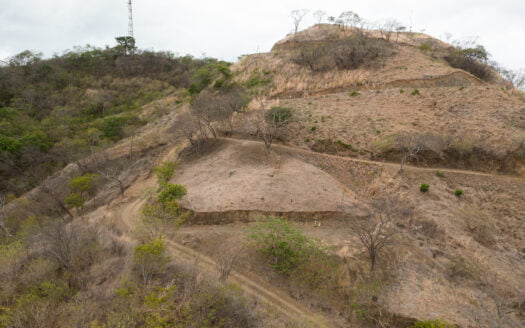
(1, 24), (524, 328)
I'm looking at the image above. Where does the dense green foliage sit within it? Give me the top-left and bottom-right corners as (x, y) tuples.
(157, 183), (187, 204)
(0, 43), (230, 196)
(420, 184), (430, 192)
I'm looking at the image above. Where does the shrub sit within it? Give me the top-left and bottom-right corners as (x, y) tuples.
(444, 45), (494, 82)
(292, 37), (394, 72)
(157, 183), (187, 204)
(100, 116), (126, 139)
(134, 238), (171, 285)
(337, 140), (355, 150)
(455, 189), (463, 198)
(410, 319), (456, 328)
(435, 171), (445, 178)
(310, 126), (317, 131)
(64, 193), (85, 209)
(69, 173), (99, 194)
(419, 43), (432, 52)
(248, 217), (316, 274)
(153, 161), (178, 185)
(350, 91), (360, 96)
(265, 107), (292, 126)
(411, 89), (420, 95)
(420, 184), (430, 192)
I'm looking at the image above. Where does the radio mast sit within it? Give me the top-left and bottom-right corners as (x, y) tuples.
(128, 0), (134, 38)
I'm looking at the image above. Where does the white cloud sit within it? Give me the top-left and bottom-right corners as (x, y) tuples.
(0, 0), (523, 69)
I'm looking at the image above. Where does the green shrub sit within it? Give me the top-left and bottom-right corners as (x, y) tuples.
(157, 183), (187, 204)
(66, 173), (99, 207)
(400, 89), (404, 93)
(100, 116), (126, 139)
(153, 161), (178, 185)
(455, 189), (463, 198)
(411, 89), (420, 95)
(419, 43), (431, 52)
(435, 171), (445, 178)
(350, 91), (360, 96)
(69, 174), (98, 193)
(337, 140), (355, 150)
(410, 319), (456, 328)
(134, 238), (171, 284)
(64, 193), (85, 209)
(310, 126), (317, 131)
(420, 184), (430, 192)
(248, 217), (316, 274)
(265, 107), (292, 126)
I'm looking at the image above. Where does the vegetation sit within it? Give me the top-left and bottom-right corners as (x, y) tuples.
(445, 44), (494, 82)
(410, 319), (456, 328)
(248, 217), (339, 288)
(292, 36), (394, 72)
(0, 41), (232, 196)
(455, 189), (464, 198)
(153, 161), (178, 185)
(249, 217), (314, 273)
(420, 184), (430, 192)
(134, 238), (171, 285)
(253, 107), (293, 149)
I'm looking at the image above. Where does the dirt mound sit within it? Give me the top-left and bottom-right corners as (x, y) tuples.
(173, 139), (358, 214)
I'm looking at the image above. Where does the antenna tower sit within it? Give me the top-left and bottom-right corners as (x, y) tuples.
(128, 0), (134, 38)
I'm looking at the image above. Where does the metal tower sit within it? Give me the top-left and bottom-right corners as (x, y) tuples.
(128, 0), (134, 38)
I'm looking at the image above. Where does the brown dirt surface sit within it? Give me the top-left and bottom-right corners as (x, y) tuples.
(174, 139), (358, 213)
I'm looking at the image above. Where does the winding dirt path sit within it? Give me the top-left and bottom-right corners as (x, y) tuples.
(166, 240), (329, 327)
(112, 190), (330, 327)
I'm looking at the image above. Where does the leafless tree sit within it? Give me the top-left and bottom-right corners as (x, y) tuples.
(252, 108), (291, 150)
(216, 86), (249, 134)
(290, 9), (309, 34)
(352, 198), (411, 271)
(97, 166), (126, 197)
(40, 180), (74, 219)
(379, 19), (405, 42)
(190, 90), (221, 138)
(0, 195), (12, 239)
(214, 246), (242, 284)
(395, 133), (447, 172)
(338, 11), (361, 30)
(313, 10), (326, 26)
(41, 220), (77, 272)
(252, 110), (277, 150)
(500, 68), (525, 90)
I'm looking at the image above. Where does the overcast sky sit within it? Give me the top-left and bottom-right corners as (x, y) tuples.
(1, 1), (523, 69)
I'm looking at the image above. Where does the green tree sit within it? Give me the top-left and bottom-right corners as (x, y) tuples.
(134, 238), (170, 285)
(115, 36), (136, 55)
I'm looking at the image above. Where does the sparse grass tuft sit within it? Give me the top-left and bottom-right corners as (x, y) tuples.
(435, 171), (445, 178)
(420, 184), (430, 192)
(455, 189), (463, 198)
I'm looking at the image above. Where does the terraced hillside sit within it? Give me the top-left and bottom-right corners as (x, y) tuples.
(1, 25), (524, 328)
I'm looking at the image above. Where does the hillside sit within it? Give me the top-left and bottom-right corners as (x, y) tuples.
(1, 25), (524, 328)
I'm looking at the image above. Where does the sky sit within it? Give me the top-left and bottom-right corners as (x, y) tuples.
(0, 0), (524, 69)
